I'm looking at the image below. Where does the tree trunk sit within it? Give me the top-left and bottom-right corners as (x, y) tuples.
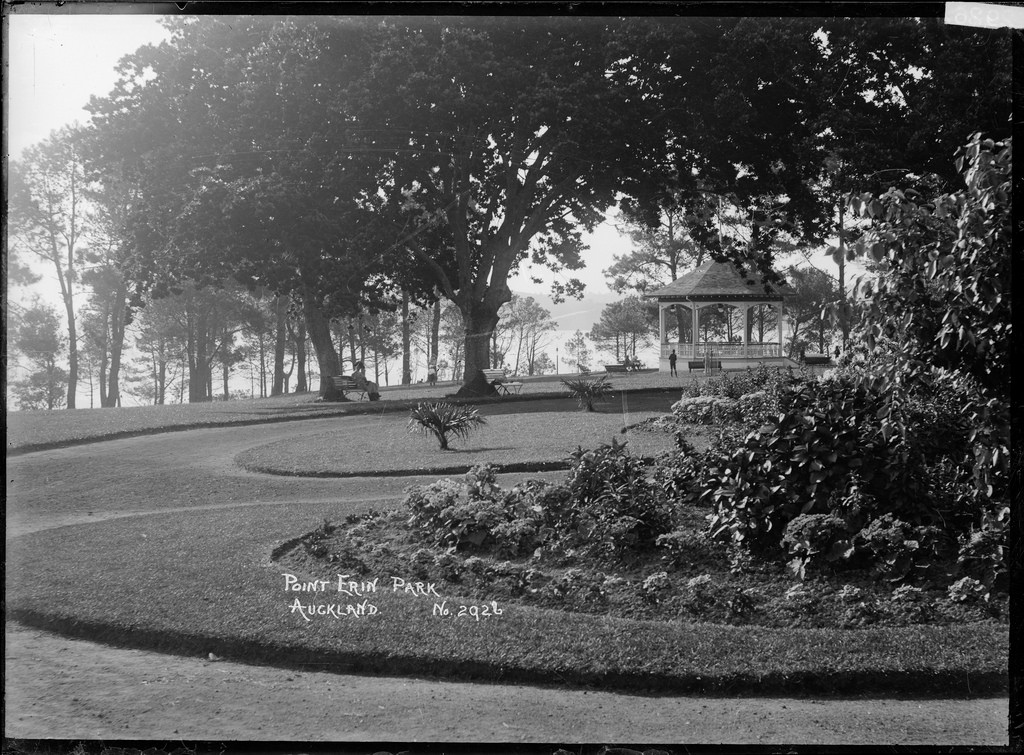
(293, 317), (308, 393)
(301, 288), (343, 399)
(431, 298), (441, 370)
(98, 354), (109, 408)
(345, 318), (358, 369)
(64, 296), (78, 409)
(222, 350), (231, 399)
(401, 292), (412, 385)
(104, 282), (127, 409)
(455, 302), (500, 397)
(272, 294), (287, 395)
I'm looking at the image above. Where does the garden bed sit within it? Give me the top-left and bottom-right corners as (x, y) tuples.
(279, 491), (1009, 632)
(5, 504), (1009, 698)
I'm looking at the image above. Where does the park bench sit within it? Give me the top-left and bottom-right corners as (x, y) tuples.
(328, 375), (367, 400)
(802, 354), (832, 366)
(604, 364), (629, 373)
(688, 359), (722, 372)
(481, 368), (523, 396)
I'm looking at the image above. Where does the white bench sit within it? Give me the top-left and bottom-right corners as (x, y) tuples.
(481, 368), (523, 396)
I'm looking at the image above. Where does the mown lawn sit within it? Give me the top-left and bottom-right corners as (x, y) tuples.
(5, 371), (688, 454)
(5, 504), (1008, 697)
(236, 406), (681, 476)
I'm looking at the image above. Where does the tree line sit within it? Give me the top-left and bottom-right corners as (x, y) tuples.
(7, 15), (1009, 406)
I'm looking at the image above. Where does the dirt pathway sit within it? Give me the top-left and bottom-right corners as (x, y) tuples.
(5, 624), (1007, 745)
(4, 416), (1010, 746)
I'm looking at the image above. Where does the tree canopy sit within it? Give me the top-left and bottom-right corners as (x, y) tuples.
(67, 14), (1011, 401)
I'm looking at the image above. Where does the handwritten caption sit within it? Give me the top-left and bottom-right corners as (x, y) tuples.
(282, 573), (503, 621)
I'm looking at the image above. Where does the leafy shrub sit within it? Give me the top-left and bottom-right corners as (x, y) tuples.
(404, 465), (539, 552)
(553, 438), (674, 561)
(655, 529), (725, 570)
(946, 576), (988, 604)
(956, 504), (1009, 594)
(561, 375), (614, 411)
(856, 514), (954, 583)
(408, 401), (486, 450)
(640, 571), (672, 602)
(680, 573), (716, 613)
(782, 513), (856, 580)
(702, 375), (934, 551)
(670, 395), (740, 424)
(737, 391), (776, 426)
(680, 363), (799, 401)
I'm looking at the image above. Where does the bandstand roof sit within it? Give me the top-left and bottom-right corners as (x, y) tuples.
(644, 260), (794, 302)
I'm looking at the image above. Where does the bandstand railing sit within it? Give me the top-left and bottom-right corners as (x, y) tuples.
(661, 342), (782, 359)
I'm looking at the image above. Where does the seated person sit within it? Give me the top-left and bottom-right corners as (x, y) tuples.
(351, 361), (380, 401)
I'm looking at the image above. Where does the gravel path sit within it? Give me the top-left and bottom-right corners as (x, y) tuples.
(4, 410), (1009, 746)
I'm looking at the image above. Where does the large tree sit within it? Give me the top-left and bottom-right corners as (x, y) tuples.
(85, 17), (391, 400)
(785, 265), (839, 356)
(349, 17), (665, 395)
(589, 297), (655, 363)
(618, 17), (1010, 284)
(11, 301), (68, 411)
(8, 125), (91, 409)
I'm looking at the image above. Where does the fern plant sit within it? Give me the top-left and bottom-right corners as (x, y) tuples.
(561, 375), (613, 412)
(408, 401), (487, 450)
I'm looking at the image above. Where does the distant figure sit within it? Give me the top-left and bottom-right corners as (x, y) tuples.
(427, 362), (438, 387)
(352, 361), (380, 401)
(669, 349), (677, 377)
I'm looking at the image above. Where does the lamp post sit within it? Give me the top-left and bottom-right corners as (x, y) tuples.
(555, 347), (559, 375)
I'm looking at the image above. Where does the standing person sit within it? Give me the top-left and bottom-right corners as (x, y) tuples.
(351, 361), (380, 401)
(669, 349), (677, 377)
(427, 361), (438, 387)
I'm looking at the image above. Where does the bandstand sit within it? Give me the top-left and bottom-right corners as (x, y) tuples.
(644, 260), (796, 372)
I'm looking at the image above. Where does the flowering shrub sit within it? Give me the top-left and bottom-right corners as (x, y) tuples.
(837, 584), (864, 603)
(782, 513), (856, 580)
(404, 465), (542, 553)
(947, 576), (988, 604)
(956, 504), (1009, 593)
(856, 514), (954, 583)
(671, 395), (741, 424)
(641, 571), (672, 602)
(680, 363), (800, 401)
(737, 391), (775, 425)
(555, 438), (674, 561)
(655, 529), (724, 570)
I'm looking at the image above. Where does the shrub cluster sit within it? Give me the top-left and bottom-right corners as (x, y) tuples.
(391, 357), (1008, 614)
(667, 366), (1009, 595)
(403, 440), (675, 565)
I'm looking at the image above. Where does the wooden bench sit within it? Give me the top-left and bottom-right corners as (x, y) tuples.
(481, 368), (523, 396)
(688, 359), (722, 372)
(604, 364), (629, 373)
(328, 375), (367, 400)
(802, 355), (832, 366)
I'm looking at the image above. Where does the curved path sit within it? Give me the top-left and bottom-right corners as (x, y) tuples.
(5, 415), (1009, 745)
